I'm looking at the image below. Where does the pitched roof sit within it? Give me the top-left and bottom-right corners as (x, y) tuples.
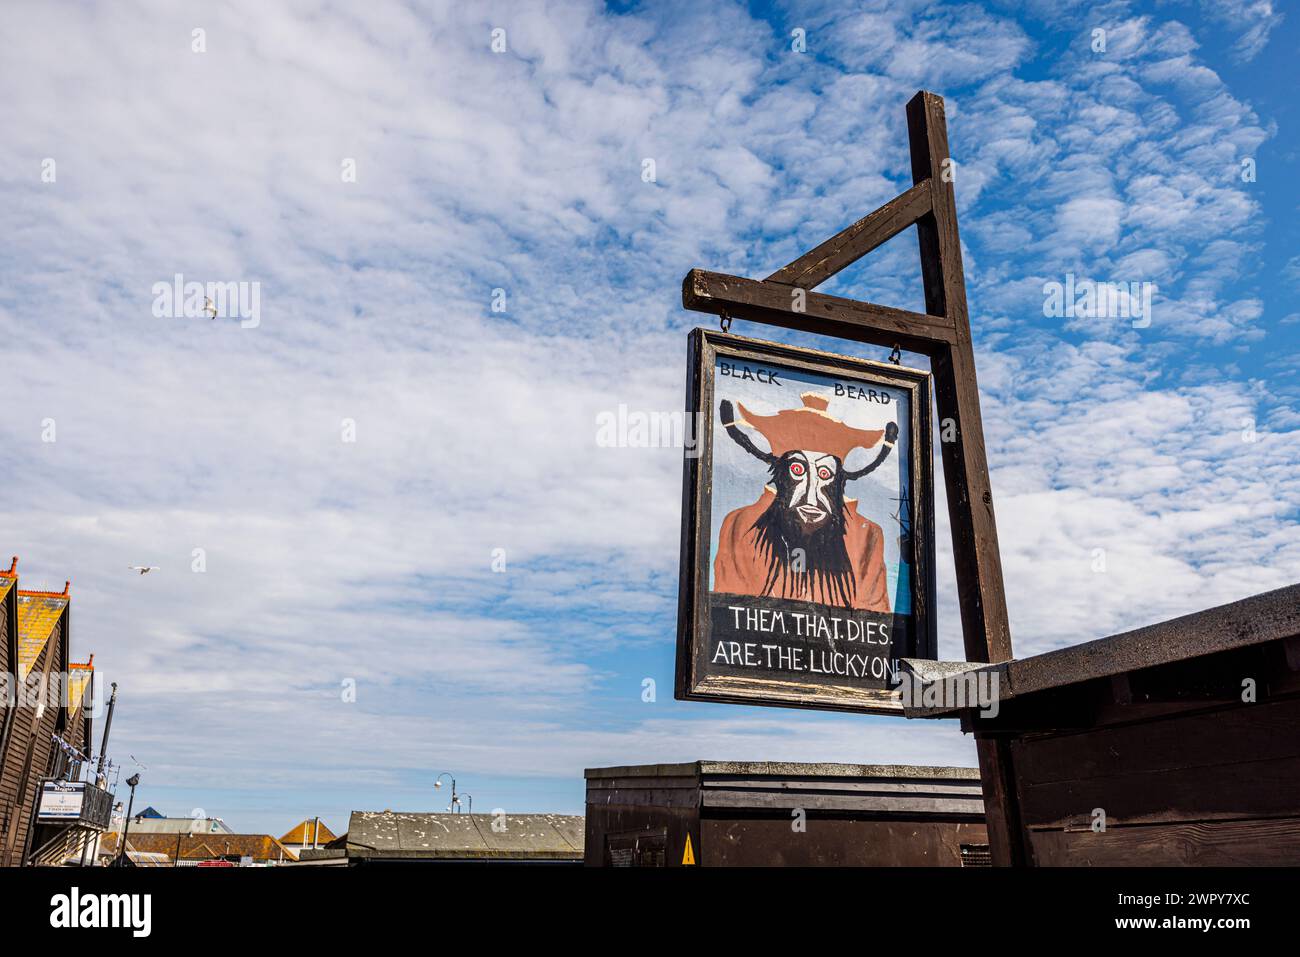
(67, 656), (93, 718)
(15, 585), (69, 679)
(0, 556), (15, 609)
(127, 816), (233, 835)
(346, 811), (584, 861)
(101, 831), (296, 862)
(280, 818), (337, 845)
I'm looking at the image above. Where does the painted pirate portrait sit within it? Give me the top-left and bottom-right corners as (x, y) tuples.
(713, 391), (898, 612)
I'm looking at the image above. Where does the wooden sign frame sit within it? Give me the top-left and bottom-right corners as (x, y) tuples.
(676, 329), (937, 714)
(678, 91), (1020, 864)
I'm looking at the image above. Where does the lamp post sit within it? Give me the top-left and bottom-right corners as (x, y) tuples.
(434, 772), (459, 813)
(115, 773), (140, 867)
(95, 683), (118, 784)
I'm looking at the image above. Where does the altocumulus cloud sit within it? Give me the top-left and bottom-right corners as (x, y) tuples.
(0, 0), (1295, 828)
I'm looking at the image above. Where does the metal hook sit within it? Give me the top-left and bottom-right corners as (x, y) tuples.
(888, 343), (901, 365)
(719, 309), (733, 334)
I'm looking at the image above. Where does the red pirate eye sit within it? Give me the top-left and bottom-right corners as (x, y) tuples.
(789, 462), (805, 478)
(817, 466), (832, 481)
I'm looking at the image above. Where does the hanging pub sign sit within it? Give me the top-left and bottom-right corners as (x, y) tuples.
(676, 330), (936, 714)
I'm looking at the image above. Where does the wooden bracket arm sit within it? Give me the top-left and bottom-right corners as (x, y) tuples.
(766, 179), (933, 289)
(683, 268), (956, 354)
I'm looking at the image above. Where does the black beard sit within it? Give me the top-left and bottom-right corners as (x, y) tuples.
(747, 453), (855, 606)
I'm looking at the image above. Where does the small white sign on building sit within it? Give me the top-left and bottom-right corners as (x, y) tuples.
(38, 782), (85, 820)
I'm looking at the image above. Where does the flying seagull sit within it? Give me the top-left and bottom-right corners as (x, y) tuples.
(203, 296), (218, 319)
(127, 565), (159, 575)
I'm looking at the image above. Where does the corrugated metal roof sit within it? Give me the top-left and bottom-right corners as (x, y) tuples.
(16, 590), (68, 679)
(346, 811), (584, 860)
(126, 816), (233, 835)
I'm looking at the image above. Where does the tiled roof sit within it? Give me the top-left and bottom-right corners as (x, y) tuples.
(16, 586), (69, 679)
(280, 818), (337, 845)
(68, 656), (94, 717)
(0, 556), (16, 605)
(101, 831), (297, 862)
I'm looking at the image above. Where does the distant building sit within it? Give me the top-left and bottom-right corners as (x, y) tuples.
(99, 830), (298, 866)
(0, 558), (111, 866)
(280, 817), (337, 856)
(333, 811), (583, 865)
(123, 811), (234, 835)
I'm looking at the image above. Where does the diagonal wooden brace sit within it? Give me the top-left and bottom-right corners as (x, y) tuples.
(766, 179), (933, 289)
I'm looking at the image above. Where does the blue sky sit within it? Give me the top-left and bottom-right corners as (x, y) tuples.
(1, 0), (1296, 836)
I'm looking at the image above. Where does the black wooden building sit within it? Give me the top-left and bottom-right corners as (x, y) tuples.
(584, 761), (988, 866)
(903, 583), (1300, 865)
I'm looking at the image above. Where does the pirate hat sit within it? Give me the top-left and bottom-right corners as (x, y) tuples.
(736, 392), (884, 460)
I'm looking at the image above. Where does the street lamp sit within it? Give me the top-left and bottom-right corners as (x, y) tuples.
(114, 773), (141, 867)
(434, 772), (459, 813)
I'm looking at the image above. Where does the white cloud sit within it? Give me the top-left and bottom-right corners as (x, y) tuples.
(0, 0), (1294, 831)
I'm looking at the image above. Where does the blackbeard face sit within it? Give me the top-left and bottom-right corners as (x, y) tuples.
(781, 450), (839, 532)
(749, 449), (855, 605)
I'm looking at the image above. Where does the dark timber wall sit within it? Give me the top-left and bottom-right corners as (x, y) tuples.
(910, 583), (1300, 866)
(585, 762), (987, 867)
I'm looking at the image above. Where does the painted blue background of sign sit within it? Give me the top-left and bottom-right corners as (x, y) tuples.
(707, 354), (913, 615)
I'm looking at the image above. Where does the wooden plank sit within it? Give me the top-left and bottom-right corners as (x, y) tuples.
(766, 180), (933, 288)
(1005, 583), (1300, 699)
(916, 587), (1300, 721)
(1029, 816), (1300, 866)
(906, 90), (1020, 867)
(583, 787), (702, 809)
(682, 269), (956, 355)
(701, 790), (985, 816)
(1020, 755), (1300, 829)
(975, 734), (1026, 866)
(702, 778), (984, 796)
(1014, 696), (1300, 785)
(908, 93), (1011, 668)
(703, 816), (986, 866)
(1011, 697), (1300, 829)
(696, 760), (980, 779)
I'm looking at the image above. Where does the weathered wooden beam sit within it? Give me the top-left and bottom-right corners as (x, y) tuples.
(907, 89), (1020, 867)
(767, 180), (933, 289)
(682, 268), (956, 354)
(907, 93), (1010, 668)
